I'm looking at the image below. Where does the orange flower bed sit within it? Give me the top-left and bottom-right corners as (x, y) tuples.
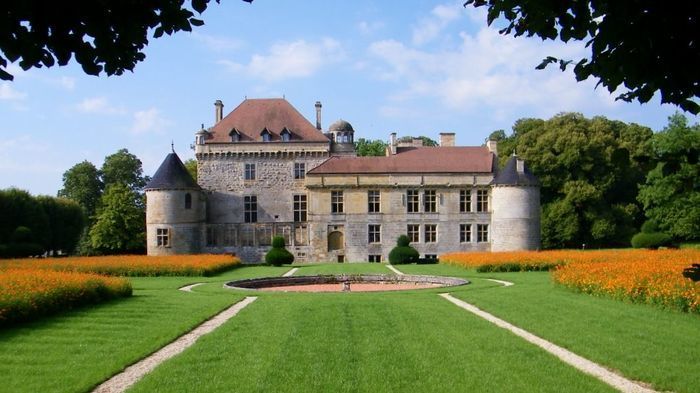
(0, 254), (241, 277)
(552, 258), (700, 313)
(0, 269), (132, 325)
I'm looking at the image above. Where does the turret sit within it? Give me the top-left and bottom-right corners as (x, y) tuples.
(145, 150), (205, 255)
(328, 119), (356, 156)
(489, 154), (540, 251)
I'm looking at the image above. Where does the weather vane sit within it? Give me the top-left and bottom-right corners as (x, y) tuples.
(171, 140), (175, 153)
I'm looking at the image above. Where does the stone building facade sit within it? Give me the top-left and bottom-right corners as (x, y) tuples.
(145, 98), (540, 262)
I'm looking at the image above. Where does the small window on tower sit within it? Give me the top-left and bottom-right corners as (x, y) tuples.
(185, 193), (192, 209)
(156, 228), (170, 247)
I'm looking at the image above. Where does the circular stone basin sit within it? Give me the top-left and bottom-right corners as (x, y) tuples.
(224, 274), (469, 293)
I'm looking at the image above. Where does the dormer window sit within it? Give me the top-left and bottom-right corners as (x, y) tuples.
(261, 128), (272, 142)
(229, 128), (240, 142)
(280, 128), (291, 142)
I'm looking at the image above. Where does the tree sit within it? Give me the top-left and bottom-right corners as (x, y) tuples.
(90, 184), (146, 254)
(0, 0), (253, 81)
(355, 138), (387, 157)
(101, 149), (148, 193)
(502, 113), (653, 248)
(184, 159), (198, 181)
(0, 188), (50, 249)
(36, 196), (85, 254)
(464, 1), (700, 113)
(637, 113), (700, 241)
(58, 160), (103, 219)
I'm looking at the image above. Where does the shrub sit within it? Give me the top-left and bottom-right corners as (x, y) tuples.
(631, 232), (673, 249)
(416, 257), (438, 265)
(388, 235), (419, 265)
(265, 236), (294, 266)
(640, 220), (660, 234)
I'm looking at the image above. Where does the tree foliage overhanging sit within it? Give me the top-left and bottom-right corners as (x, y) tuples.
(464, 1), (700, 114)
(0, 0), (234, 80)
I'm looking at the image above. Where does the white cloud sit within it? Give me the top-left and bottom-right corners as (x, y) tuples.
(131, 108), (172, 135)
(357, 20), (384, 35)
(191, 32), (244, 52)
(219, 38), (344, 81)
(412, 3), (463, 45)
(76, 97), (127, 115)
(369, 27), (593, 115)
(54, 76), (76, 90)
(0, 83), (27, 101)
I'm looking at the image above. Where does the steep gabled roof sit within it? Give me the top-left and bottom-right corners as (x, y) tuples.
(207, 98), (330, 143)
(145, 152), (200, 190)
(308, 146), (495, 175)
(491, 155), (539, 186)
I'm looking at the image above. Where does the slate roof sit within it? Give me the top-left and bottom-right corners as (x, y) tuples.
(145, 152), (200, 190)
(329, 119), (354, 132)
(491, 155), (539, 186)
(308, 146), (495, 175)
(206, 98), (330, 143)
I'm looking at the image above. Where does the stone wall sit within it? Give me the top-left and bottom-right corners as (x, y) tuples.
(146, 189), (205, 255)
(490, 186), (540, 251)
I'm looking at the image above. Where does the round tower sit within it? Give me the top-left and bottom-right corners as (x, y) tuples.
(328, 119), (357, 156)
(490, 154), (540, 251)
(145, 151), (205, 255)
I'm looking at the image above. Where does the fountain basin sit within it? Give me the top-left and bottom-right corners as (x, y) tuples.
(224, 274), (469, 292)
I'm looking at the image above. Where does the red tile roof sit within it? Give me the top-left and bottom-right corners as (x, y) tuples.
(308, 146), (495, 174)
(207, 98), (330, 143)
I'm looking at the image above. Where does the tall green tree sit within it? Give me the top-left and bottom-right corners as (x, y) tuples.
(637, 113), (700, 241)
(464, 1), (700, 113)
(184, 159), (198, 181)
(58, 160), (103, 219)
(0, 188), (50, 248)
(101, 149), (148, 193)
(90, 184), (146, 254)
(502, 113), (653, 248)
(36, 196), (85, 254)
(355, 138), (388, 157)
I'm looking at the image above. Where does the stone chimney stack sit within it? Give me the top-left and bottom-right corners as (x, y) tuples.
(315, 101), (322, 130)
(214, 100), (224, 123)
(387, 132), (398, 156)
(486, 139), (498, 156)
(440, 132), (455, 147)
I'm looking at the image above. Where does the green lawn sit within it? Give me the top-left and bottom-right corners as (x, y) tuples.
(0, 263), (697, 393)
(129, 291), (613, 393)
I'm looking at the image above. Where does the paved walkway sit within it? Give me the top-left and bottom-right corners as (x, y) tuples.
(484, 278), (514, 287)
(178, 283), (204, 292)
(386, 265), (404, 275)
(282, 267), (299, 277)
(440, 293), (659, 393)
(92, 297), (258, 393)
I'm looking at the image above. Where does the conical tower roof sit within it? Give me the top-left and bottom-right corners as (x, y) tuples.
(145, 152), (200, 190)
(491, 155), (539, 186)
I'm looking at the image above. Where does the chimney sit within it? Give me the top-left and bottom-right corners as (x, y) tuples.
(315, 101), (322, 130)
(214, 100), (224, 123)
(516, 158), (525, 174)
(486, 139), (498, 156)
(439, 132), (455, 147)
(387, 132), (397, 155)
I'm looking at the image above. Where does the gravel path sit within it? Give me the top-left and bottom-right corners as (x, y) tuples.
(386, 265), (404, 275)
(282, 267), (299, 277)
(440, 293), (659, 393)
(484, 278), (514, 287)
(92, 296), (258, 393)
(178, 283), (204, 292)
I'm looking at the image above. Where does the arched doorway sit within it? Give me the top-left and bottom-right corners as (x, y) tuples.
(328, 231), (344, 251)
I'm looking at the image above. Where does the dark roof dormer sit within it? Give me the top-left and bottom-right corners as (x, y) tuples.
(229, 128), (241, 142)
(260, 128), (272, 142)
(280, 127), (292, 142)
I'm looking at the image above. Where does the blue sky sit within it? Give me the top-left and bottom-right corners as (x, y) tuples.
(0, 0), (695, 196)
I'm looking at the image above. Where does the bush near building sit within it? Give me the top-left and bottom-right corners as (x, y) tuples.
(388, 235), (419, 265)
(265, 236), (294, 266)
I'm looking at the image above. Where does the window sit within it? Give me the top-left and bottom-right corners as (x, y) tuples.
(261, 129), (271, 142)
(281, 129), (291, 142)
(424, 190), (437, 213)
(368, 254), (382, 263)
(244, 163), (256, 180)
(407, 224), (420, 243)
(425, 254), (438, 260)
(407, 189), (419, 213)
(229, 129), (240, 142)
(424, 224), (437, 243)
(257, 225), (273, 246)
(156, 228), (170, 247)
(368, 224), (381, 244)
(293, 195), (307, 222)
(206, 226), (216, 246)
(477, 224), (489, 243)
(477, 189), (489, 212)
(460, 190), (472, 213)
(294, 224), (308, 246)
(331, 191), (344, 214)
(294, 162), (306, 179)
(368, 190), (380, 213)
(460, 224), (472, 243)
(241, 226), (255, 246)
(185, 193), (192, 209)
(244, 196), (257, 223)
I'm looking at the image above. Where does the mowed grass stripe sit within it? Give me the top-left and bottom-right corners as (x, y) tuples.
(401, 267), (700, 393)
(0, 267), (289, 393)
(129, 292), (615, 393)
